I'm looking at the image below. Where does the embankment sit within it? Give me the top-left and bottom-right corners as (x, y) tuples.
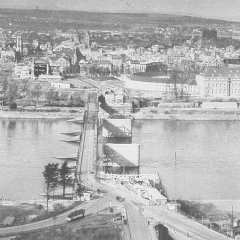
(132, 108), (240, 121)
(0, 108), (84, 119)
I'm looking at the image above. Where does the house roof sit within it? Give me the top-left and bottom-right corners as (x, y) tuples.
(34, 59), (49, 64)
(130, 60), (140, 64)
(200, 66), (240, 78)
(92, 60), (111, 65)
(129, 72), (196, 85)
(53, 48), (75, 58)
(49, 55), (69, 62)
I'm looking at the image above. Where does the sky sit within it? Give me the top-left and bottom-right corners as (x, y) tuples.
(0, 0), (240, 21)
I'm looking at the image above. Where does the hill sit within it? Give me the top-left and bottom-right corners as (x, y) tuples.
(0, 8), (239, 31)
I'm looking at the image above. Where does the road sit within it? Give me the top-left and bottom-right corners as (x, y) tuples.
(0, 197), (109, 237)
(78, 93), (232, 240)
(143, 205), (232, 240)
(77, 92), (151, 240)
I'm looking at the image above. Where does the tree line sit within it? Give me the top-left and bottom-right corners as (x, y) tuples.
(42, 161), (72, 211)
(0, 76), (85, 109)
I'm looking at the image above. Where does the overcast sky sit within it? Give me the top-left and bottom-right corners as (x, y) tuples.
(0, 0), (240, 21)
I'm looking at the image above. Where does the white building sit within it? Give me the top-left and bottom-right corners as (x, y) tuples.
(51, 82), (71, 89)
(196, 66), (240, 97)
(14, 64), (34, 79)
(120, 73), (198, 98)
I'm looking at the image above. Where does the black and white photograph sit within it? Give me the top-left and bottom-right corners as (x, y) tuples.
(1, 0), (240, 239)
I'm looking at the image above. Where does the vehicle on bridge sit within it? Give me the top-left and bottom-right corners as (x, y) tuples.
(66, 209), (85, 222)
(113, 215), (123, 222)
(116, 196), (125, 202)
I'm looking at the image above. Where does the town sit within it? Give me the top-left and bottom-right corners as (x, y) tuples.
(1, 7), (240, 240)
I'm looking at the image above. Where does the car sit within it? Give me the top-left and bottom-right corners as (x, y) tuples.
(113, 216), (122, 222)
(116, 196), (125, 202)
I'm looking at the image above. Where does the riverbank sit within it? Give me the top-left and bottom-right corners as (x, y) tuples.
(0, 108), (84, 119)
(132, 108), (240, 120)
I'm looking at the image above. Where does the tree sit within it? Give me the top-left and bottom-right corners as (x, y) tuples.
(76, 183), (85, 201)
(59, 161), (71, 198)
(20, 79), (30, 98)
(170, 70), (180, 101)
(1, 76), (9, 96)
(44, 87), (54, 104)
(43, 163), (59, 211)
(30, 83), (42, 104)
(7, 81), (18, 109)
(9, 102), (17, 110)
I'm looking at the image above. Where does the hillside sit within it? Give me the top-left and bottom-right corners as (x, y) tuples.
(0, 8), (239, 31)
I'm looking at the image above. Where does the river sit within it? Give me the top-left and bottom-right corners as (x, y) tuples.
(0, 119), (78, 201)
(132, 119), (240, 204)
(1, 118), (240, 209)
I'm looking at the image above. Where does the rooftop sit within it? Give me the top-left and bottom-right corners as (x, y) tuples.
(128, 72), (196, 85)
(34, 59), (49, 64)
(200, 66), (240, 78)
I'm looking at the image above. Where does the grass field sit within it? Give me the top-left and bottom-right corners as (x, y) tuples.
(17, 209), (124, 240)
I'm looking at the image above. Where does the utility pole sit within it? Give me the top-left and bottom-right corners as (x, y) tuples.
(174, 152), (177, 211)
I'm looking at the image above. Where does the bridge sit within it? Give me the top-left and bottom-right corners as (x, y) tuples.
(0, 88), (234, 240)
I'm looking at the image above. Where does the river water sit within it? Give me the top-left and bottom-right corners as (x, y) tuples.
(0, 119), (78, 201)
(1, 118), (240, 207)
(132, 120), (240, 203)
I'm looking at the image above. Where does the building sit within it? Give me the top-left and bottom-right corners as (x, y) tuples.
(49, 56), (71, 74)
(101, 118), (132, 138)
(92, 60), (112, 71)
(34, 59), (49, 77)
(38, 74), (62, 82)
(234, 221), (240, 240)
(51, 82), (71, 89)
(104, 88), (124, 105)
(82, 30), (91, 48)
(14, 63), (34, 79)
(79, 59), (90, 76)
(224, 58), (240, 66)
(112, 55), (123, 71)
(103, 143), (140, 175)
(119, 72), (198, 98)
(1, 47), (15, 62)
(11, 33), (22, 53)
(196, 66), (240, 97)
(128, 60), (146, 74)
